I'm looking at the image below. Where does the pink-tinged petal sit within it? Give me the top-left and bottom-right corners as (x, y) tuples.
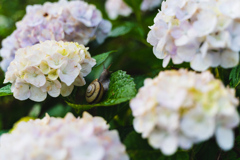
(163, 55), (171, 68)
(220, 50), (239, 68)
(60, 82), (74, 97)
(190, 54), (211, 71)
(175, 2), (197, 21)
(47, 52), (68, 69)
(41, 80), (61, 97)
(59, 60), (81, 86)
(147, 30), (158, 46)
(177, 42), (198, 62)
(13, 81), (30, 100)
(73, 74), (86, 86)
(29, 85), (47, 102)
(24, 66), (46, 87)
(151, 20), (168, 38)
(216, 127), (234, 151)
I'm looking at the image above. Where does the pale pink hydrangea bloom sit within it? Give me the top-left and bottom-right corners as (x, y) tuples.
(0, 0), (111, 72)
(147, 0), (240, 71)
(4, 40), (96, 102)
(130, 69), (239, 155)
(0, 112), (129, 160)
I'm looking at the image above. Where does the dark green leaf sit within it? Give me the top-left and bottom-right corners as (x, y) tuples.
(41, 104), (72, 118)
(222, 150), (237, 160)
(28, 104), (41, 118)
(93, 51), (116, 68)
(0, 130), (8, 136)
(0, 84), (12, 97)
(109, 22), (135, 37)
(123, 0), (142, 21)
(97, 102), (129, 122)
(66, 70), (136, 111)
(229, 65), (240, 88)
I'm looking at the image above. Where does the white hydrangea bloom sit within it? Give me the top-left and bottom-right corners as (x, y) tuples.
(130, 69), (239, 155)
(105, 0), (161, 20)
(0, 112), (129, 160)
(4, 40), (96, 102)
(147, 0), (240, 71)
(0, 0), (111, 72)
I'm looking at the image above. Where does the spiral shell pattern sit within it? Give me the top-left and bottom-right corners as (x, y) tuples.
(86, 79), (104, 104)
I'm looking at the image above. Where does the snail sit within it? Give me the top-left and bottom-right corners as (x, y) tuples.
(85, 64), (112, 104)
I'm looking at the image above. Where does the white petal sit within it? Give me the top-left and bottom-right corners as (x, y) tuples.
(190, 54), (211, 71)
(161, 135), (178, 155)
(60, 82), (74, 97)
(73, 74), (86, 86)
(13, 82), (30, 100)
(220, 50), (239, 68)
(216, 127), (234, 151)
(29, 85), (47, 102)
(162, 55), (170, 68)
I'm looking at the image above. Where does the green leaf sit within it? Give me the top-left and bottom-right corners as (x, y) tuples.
(92, 51), (116, 68)
(66, 70), (136, 111)
(123, 0), (142, 21)
(109, 22), (135, 37)
(0, 130), (8, 136)
(28, 104), (41, 118)
(0, 84), (12, 97)
(41, 104), (72, 118)
(97, 102), (129, 122)
(229, 65), (240, 88)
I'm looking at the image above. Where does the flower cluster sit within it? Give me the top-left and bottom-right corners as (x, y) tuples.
(0, 112), (129, 160)
(105, 0), (161, 20)
(130, 69), (239, 155)
(0, 0), (111, 72)
(4, 40), (96, 102)
(147, 0), (240, 71)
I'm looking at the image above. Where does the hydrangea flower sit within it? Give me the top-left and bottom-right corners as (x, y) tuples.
(0, 112), (129, 160)
(147, 0), (240, 71)
(4, 40), (96, 102)
(0, 0), (111, 72)
(130, 69), (239, 155)
(105, 0), (161, 20)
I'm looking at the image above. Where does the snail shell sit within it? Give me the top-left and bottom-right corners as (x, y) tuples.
(85, 79), (104, 104)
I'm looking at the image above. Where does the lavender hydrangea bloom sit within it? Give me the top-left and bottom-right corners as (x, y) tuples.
(0, 0), (112, 72)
